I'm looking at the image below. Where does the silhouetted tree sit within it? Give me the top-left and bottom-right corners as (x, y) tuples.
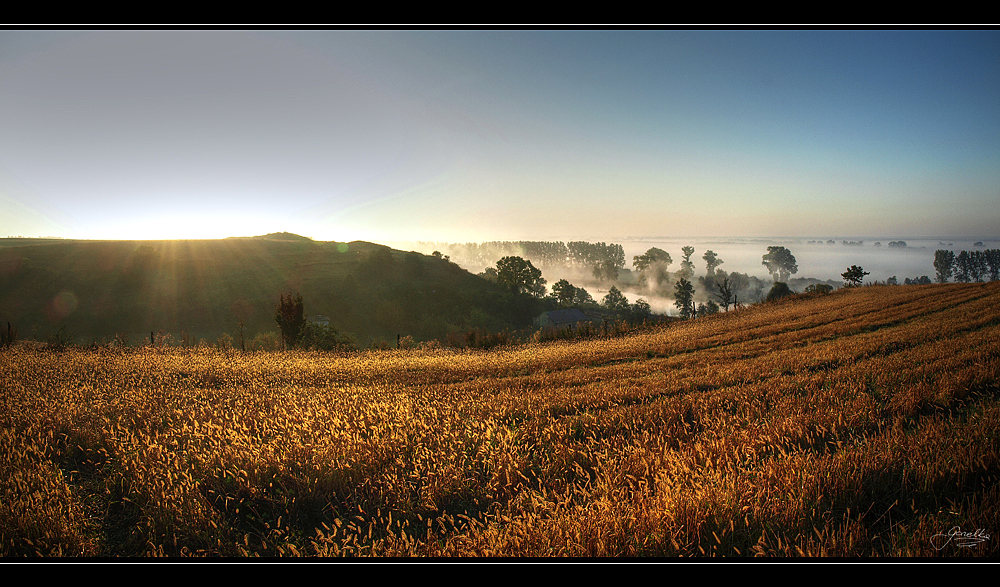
(496, 256), (546, 297)
(275, 292), (305, 349)
(633, 247), (672, 288)
(603, 286), (630, 320)
(551, 279), (577, 306)
(934, 249), (955, 283)
(762, 246), (798, 282)
(573, 286), (595, 306)
(955, 251), (971, 283)
(630, 298), (652, 322)
(985, 249), (1000, 282)
(842, 265), (870, 287)
(678, 246), (696, 280)
(593, 259), (620, 283)
(714, 276), (735, 311)
(674, 278), (695, 319)
(703, 250), (723, 277)
(633, 247), (672, 272)
(969, 250), (987, 282)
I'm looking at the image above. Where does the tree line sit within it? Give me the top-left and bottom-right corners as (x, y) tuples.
(933, 249), (1000, 283)
(424, 241), (627, 279)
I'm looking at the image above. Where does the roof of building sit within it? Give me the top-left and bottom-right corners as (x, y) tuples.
(540, 309), (589, 325)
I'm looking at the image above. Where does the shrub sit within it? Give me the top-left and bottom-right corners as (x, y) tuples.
(248, 331), (283, 352)
(805, 283), (834, 295)
(766, 282), (794, 302)
(298, 322), (356, 352)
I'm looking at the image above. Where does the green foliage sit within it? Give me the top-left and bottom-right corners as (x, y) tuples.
(275, 292), (306, 348)
(842, 265), (870, 287)
(762, 246), (798, 282)
(766, 282), (793, 301)
(496, 256), (546, 297)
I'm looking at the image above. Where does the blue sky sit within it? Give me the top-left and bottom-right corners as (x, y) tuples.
(1, 30), (997, 242)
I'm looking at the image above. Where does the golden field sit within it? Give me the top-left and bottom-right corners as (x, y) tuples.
(2, 282), (999, 557)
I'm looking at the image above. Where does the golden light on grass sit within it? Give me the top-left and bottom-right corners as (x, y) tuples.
(2, 282), (998, 557)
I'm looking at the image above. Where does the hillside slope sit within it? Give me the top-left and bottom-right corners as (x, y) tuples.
(0, 236), (548, 346)
(2, 282), (998, 556)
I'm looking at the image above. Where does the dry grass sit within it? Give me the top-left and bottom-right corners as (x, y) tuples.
(2, 282), (998, 557)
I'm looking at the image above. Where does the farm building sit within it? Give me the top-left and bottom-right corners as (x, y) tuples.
(534, 308), (591, 331)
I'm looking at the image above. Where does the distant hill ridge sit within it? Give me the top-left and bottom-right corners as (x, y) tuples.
(0, 236), (548, 346)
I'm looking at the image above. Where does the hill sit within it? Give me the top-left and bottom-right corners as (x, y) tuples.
(0, 235), (549, 347)
(2, 282), (998, 556)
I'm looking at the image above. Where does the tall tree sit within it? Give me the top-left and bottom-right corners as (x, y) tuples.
(633, 247), (673, 288)
(633, 247), (672, 272)
(674, 278), (695, 319)
(275, 292), (305, 349)
(969, 250), (987, 283)
(985, 249), (1000, 282)
(703, 250), (723, 277)
(678, 246), (696, 280)
(955, 251), (971, 283)
(762, 246), (798, 282)
(934, 249), (955, 283)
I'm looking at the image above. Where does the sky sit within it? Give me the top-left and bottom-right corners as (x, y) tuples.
(0, 30), (997, 244)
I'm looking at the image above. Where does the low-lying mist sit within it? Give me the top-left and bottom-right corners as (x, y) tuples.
(393, 236), (997, 316)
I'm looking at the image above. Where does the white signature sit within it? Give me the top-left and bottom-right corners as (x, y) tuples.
(930, 526), (991, 550)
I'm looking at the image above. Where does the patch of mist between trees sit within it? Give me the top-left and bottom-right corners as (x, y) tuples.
(397, 237), (995, 291)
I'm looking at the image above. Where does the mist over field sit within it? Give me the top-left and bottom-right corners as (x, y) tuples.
(394, 235), (995, 314)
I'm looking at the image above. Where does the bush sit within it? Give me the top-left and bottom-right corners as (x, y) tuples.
(248, 331), (283, 352)
(766, 282), (794, 302)
(298, 322), (356, 352)
(805, 283), (834, 295)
